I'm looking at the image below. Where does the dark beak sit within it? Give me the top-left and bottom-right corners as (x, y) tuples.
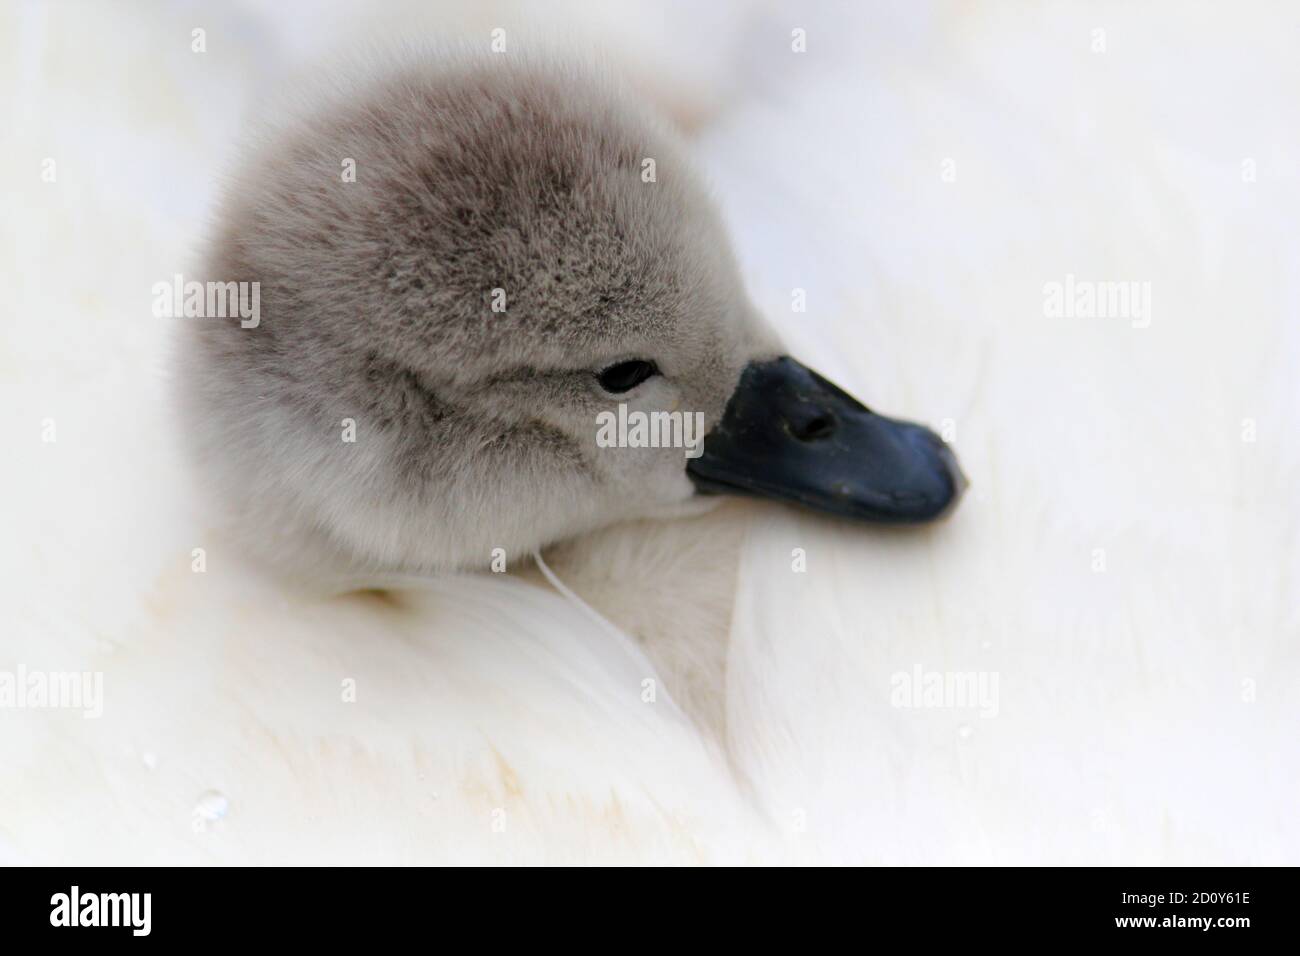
(687, 357), (966, 523)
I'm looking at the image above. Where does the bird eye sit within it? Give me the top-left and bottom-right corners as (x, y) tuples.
(597, 359), (659, 393)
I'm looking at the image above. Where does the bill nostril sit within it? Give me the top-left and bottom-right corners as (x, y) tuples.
(789, 412), (837, 442)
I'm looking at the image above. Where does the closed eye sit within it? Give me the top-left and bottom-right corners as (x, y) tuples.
(597, 359), (659, 393)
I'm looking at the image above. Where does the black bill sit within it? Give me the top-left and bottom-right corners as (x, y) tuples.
(687, 356), (965, 523)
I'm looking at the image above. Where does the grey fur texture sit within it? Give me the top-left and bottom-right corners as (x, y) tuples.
(178, 50), (779, 581)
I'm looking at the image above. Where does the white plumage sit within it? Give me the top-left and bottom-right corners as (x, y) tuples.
(1, 0), (1296, 864)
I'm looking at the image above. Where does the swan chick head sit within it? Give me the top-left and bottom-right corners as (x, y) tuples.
(180, 53), (776, 579)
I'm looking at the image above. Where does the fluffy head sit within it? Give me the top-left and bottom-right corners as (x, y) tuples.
(179, 52), (778, 580)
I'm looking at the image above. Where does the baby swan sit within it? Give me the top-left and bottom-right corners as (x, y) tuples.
(179, 53), (963, 583)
